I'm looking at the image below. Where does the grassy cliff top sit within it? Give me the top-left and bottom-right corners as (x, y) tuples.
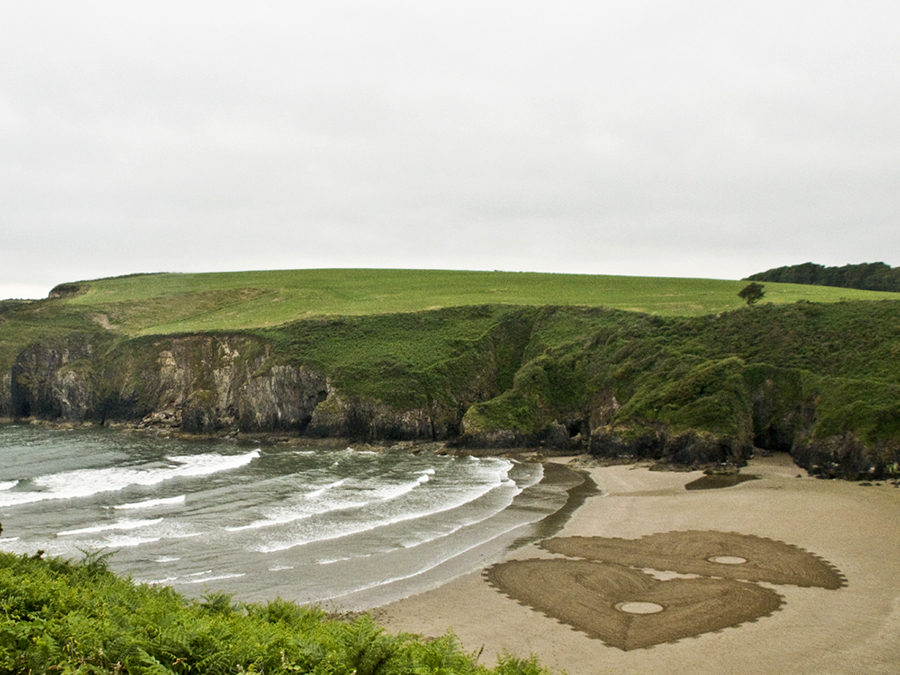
(41, 268), (899, 335)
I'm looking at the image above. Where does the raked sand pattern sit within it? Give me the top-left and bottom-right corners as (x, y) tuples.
(376, 455), (900, 674)
(541, 530), (846, 589)
(485, 557), (785, 651)
(486, 531), (843, 650)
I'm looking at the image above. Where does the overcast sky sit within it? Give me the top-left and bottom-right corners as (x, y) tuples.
(2, 1), (898, 299)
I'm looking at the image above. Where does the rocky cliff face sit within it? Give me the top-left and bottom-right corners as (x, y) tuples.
(8, 334), (102, 420)
(2, 306), (897, 479)
(2, 332), (458, 442)
(108, 336), (330, 434)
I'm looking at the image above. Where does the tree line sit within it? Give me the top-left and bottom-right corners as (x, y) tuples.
(746, 262), (899, 292)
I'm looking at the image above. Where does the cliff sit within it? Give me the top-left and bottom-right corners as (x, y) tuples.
(2, 294), (898, 479)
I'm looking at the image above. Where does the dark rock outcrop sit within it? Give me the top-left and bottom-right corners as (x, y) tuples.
(9, 335), (101, 420)
(792, 434), (900, 480)
(306, 392), (435, 441)
(2, 332), (456, 442)
(588, 425), (749, 467)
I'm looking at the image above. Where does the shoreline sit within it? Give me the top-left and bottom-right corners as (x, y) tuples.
(316, 460), (594, 612)
(5, 420), (899, 671)
(373, 453), (900, 674)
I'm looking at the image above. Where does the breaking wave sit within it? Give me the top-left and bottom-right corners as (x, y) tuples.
(0, 449), (260, 507)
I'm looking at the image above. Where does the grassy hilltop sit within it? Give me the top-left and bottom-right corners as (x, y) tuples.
(2, 269), (899, 478)
(44, 268), (898, 333)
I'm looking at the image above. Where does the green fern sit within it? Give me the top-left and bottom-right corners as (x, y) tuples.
(0, 551), (557, 674)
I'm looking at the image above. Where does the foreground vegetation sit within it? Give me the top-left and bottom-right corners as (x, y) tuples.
(0, 551), (551, 674)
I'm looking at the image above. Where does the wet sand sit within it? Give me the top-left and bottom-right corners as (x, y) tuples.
(374, 455), (900, 673)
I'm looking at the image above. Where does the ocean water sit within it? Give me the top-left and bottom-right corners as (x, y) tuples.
(0, 425), (583, 610)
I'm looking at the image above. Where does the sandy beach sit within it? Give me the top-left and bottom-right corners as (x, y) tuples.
(375, 454), (900, 674)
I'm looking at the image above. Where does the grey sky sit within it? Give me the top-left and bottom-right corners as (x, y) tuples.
(2, 1), (898, 299)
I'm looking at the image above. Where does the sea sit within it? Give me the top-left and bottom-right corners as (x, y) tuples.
(0, 424), (586, 610)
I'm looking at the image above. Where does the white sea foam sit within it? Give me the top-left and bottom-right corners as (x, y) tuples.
(255, 474), (517, 553)
(316, 556), (353, 565)
(142, 576), (179, 585)
(306, 478), (346, 499)
(226, 471), (434, 533)
(268, 564), (294, 572)
(58, 518), (164, 537)
(0, 480), (18, 491)
(114, 495), (186, 510)
(0, 537), (19, 544)
(240, 456), (515, 546)
(154, 556), (180, 563)
(100, 534), (163, 548)
(400, 482), (521, 549)
(187, 569), (213, 577)
(0, 449), (260, 507)
(181, 572), (245, 584)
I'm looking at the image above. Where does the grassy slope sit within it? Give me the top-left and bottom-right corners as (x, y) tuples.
(54, 268), (898, 335)
(461, 302), (900, 444)
(0, 300), (107, 375)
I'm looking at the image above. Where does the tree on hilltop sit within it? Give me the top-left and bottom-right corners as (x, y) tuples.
(738, 282), (765, 305)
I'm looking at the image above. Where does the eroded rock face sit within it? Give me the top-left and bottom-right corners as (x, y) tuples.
(2, 333), (449, 441)
(1, 328), (895, 477)
(306, 393), (436, 441)
(234, 365), (327, 434)
(792, 434), (900, 480)
(9, 336), (99, 420)
(4, 334), (329, 435)
(0, 371), (12, 418)
(118, 337), (330, 435)
(588, 425), (750, 467)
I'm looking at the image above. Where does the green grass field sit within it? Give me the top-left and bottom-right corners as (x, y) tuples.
(52, 268), (899, 335)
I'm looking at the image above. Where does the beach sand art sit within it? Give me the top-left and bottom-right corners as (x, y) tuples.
(485, 531), (843, 650)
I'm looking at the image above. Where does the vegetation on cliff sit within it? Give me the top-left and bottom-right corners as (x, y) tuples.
(0, 551), (549, 674)
(2, 269), (898, 478)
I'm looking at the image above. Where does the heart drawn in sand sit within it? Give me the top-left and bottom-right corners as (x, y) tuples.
(485, 558), (783, 651)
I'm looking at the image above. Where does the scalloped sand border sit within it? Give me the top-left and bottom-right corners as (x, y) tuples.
(541, 530), (846, 589)
(483, 530), (844, 650)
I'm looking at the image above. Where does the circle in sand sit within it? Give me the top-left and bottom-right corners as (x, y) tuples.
(615, 601), (664, 614)
(708, 555), (748, 565)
